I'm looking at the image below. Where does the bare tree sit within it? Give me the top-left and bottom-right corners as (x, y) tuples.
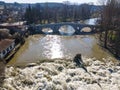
(98, 0), (120, 57)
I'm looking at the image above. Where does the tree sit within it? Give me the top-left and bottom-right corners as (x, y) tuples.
(80, 4), (91, 20)
(100, 0), (119, 48)
(44, 3), (50, 23)
(32, 4), (42, 24)
(24, 2), (93, 24)
(98, 0), (120, 57)
(24, 5), (34, 24)
(24, 4), (42, 24)
(61, 1), (70, 22)
(51, 6), (59, 23)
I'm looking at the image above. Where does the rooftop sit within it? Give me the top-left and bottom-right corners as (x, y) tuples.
(0, 39), (14, 52)
(0, 28), (9, 32)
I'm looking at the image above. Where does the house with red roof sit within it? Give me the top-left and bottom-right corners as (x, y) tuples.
(0, 39), (15, 59)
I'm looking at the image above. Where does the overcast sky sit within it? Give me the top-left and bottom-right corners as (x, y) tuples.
(1, 0), (99, 4)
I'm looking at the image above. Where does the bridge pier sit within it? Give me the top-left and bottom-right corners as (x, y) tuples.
(52, 25), (60, 34)
(35, 26), (44, 34)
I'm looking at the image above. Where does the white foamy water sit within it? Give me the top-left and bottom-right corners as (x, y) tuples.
(1, 57), (120, 90)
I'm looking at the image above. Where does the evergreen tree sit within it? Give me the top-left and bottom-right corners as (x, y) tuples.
(24, 5), (34, 24)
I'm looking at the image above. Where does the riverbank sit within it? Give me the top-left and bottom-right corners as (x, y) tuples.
(1, 57), (120, 90)
(0, 61), (5, 87)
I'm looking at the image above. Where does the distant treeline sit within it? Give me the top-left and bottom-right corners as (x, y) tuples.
(24, 2), (100, 24)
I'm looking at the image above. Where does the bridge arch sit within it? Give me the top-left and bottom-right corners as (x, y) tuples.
(81, 27), (92, 33)
(33, 22), (97, 35)
(58, 25), (75, 35)
(42, 28), (53, 34)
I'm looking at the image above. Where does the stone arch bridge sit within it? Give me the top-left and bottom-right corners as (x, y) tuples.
(29, 22), (99, 35)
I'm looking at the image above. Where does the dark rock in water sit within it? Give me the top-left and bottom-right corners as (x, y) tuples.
(73, 54), (84, 66)
(92, 71), (97, 74)
(58, 66), (64, 72)
(70, 73), (76, 77)
(117, 63), (120, 66)
(73, 54), (88, 72)
(26, 63), (37, 67)
(66, 78), (71, 83)
(108, 69), (113, 73)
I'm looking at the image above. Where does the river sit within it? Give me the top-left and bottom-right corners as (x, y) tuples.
(7, 18), (116, 66)
(8, 34), (115, 66)
(2, 19), (120, 90)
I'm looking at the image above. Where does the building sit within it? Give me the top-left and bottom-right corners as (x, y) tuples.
(0, 39), (15, 59)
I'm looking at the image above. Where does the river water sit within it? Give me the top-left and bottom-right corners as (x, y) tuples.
(3, 19), (120, 90)
(7, 18), (115, 66)
(8, 34), (113, 66)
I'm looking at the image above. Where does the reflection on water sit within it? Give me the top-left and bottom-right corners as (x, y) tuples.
(42, 28), (53, 34)
(42, 35), (63, 59)
(84, 18), (98, 25)
(8, 34), (111, 66)
(59, 25), (75, 35)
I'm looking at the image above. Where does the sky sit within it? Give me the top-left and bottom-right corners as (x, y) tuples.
(1, 0), (99, 4)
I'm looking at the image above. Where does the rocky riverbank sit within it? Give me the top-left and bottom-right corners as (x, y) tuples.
(1, 57), (120, 90)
